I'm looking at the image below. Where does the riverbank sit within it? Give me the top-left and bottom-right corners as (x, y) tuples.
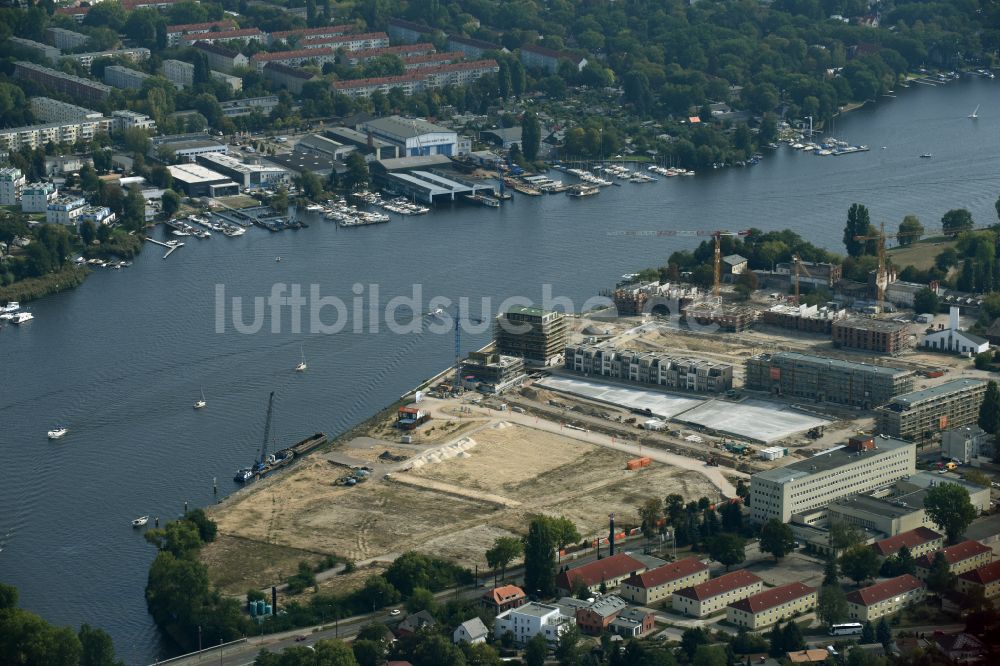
(0, 265), (90, 304)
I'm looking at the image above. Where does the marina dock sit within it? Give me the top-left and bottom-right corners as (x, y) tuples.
(144, 237), (183, 259)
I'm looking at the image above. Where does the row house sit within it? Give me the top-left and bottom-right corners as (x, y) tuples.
(166, 20), (238, 46)
(564, 343), (734, 393)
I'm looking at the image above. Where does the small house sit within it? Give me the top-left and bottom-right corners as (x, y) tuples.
(397, 405), (430, 430)
(453, 617), (488, 644)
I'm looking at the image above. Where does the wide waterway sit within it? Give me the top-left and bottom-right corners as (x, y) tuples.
(1, 76), (999, 663)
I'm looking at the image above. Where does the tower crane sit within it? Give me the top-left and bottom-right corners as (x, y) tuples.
(254, 391), (275, 473)
(792, 254), (814, 303)
(430, 306), (484, 392)
(608, 229), (754, 297)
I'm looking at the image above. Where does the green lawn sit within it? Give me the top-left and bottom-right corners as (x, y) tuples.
(887, 237), (955, 271)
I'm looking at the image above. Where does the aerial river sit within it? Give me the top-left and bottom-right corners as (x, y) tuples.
(1, 76), (998, 663)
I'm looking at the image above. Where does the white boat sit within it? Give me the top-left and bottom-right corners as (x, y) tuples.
(194, 389), (206, 410)
(132, 516), (148, 528)
(47, 427), (67, 440)
(295, 345), (307, 372)
(427, 307), (444, 317)
(969, 105), (979, 119)
(1, 301), (19, 313)
(11, 312), (33, 324)
(920, 153), (932, 158)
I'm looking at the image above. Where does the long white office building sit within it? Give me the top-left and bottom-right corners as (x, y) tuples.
(749, 435), (916, 524)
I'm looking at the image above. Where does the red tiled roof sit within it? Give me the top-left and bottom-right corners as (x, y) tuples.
(622, 557), (708, 589)
(252, 48), (334, 62)
(915, 540), (991, 569)
(556, 553), (646, 589)
(872, 527), (943, 557)
(314, 31), (388, 44)
(333, 72), (422, 89)
(270, 24), (356, 40)
(182, 28), (263, 42)
(420, 59), (498, 75)
(958, 560), (1000, 586)
(728, 582), (815, 614)
(673, 570), (762, 601)
(192, 41), (241, 58)
(484, 584), (525, 605)
(846, 574), (924, 606)
(403, 52), (463, 65)
(348, 43), (436, 61)
(167, 20), (237, 34)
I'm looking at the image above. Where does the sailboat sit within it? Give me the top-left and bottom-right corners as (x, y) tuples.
(295, 345), (307, 372)
(969, 105), (979, 119)
(193, 389), (206, 409)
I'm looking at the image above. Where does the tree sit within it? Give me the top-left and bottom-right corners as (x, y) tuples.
(759, 519), (795, 561)
(860, 621), (876, 644)
(312, 639), (359, 665)
(979, 381), (1000, 436)
(880, 544), (917, 577)
(817, 585), (849, 627)
(720, 501), (743, 533)
(924, 483), (977, 543)
(936, 246), (960, 271)
(876, 617), (893, 647)
(524, 516), (557, 598)
(546, 516), (581, 555)
(123, 185), (146, 230)
(525, 633), (547, 666)
(680, 627), (709, 661)
(692, 645), (727, 666)
(942, 209), (974, 235)
(829, 520), (864, 551)
(522, 112), (540, 161)
(767, 623), (784, 657)
(404, 587), (437, 615)
(844, 203), (870, 257)
(898, 215), (924, 246)
(343, 152), (369, 192)
(486, 536), (523, 583)
(913, 288), (940, 315)
(554, 625), (580, 666)
(639, 498), (663, 539)
(353, 639), (386, 666)
(78, 624), (123, 666)
(735, 270), (758, 300)
(706, 534), (745, 570)
(925, 551), (956, 593)
(296, 169), (324, 200)
(781, 621), (805, 651)
(162, 189), (181, 219)
(839, 545), (880, 584)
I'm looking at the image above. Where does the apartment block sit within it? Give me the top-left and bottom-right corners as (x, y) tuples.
(342, 43), (436, 66)
(261, 62), (318, 94)
(448, 35), (503, 59)
(387, 18), (436, 44)
(832, 317), (910, 355)
(846, 574), (925, 622)
(14, 61), (111, 106)
(250, 47), (336, 71)
(111, 110), (156, 133)
(520, 43), (587, 74)
(269, 24), (356, 45)
(565, 343), (733, 393)
(0, 118), (110, 151)
(746, 351), (914, 408)
(21, 182), (57, 212)
(30, 97), (104, 124)
(104, 65), (150, 90)
(749, 435), (916, 524)
(178, 28), (264, 46)
(10, 37), (61, 63)
(915, 540), (992, 579)
(459, 351), (526, 394)
(494, 306), (568, 366)
(494, 602), (572, 646)
(163, 58), (195, 88)
(555, 553), (647, 596)
(875, 379), (986, 441)
(299, 31), (389, 51)
(77, 205), (115, 227)
(65, 48), (150, 72)
(726, 582), (816, 630)
(403, 52), (464, 69)
(192, 41), (249, 73)
(46, 27), (89, 51)
(672, 571), (763, 617)
(761, 303), (847, 334)
(0, 168), (26, 206)
(619, 557), (710, 606)
(872, 527), (945, 560)
(165, 20), (237, 46)
(46, 196), (86, 225)
(331, 60), (500, 99)
(958, 561), (1000, 600)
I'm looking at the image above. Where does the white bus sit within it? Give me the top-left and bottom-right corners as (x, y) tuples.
(829, 623), (863, 636)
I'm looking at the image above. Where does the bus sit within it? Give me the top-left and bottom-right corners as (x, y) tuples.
(829, 623), (863, 636)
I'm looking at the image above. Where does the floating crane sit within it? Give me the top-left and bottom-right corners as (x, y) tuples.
(607, 229), (753, 297)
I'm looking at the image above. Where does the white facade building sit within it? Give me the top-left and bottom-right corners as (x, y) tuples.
(494, 602), (573, 646)
(77, 206), (116, 227)
(0, 118), (111, 151)
(30, 97), (104, 124)
(163, 58), (195, 88)
(21, 182), (58, 212)
(104, 65), (150, 90)
(358, 115), (459, 157)
(111, 110), (156, 133)
(46, 196), (86, 226)
(0, 168), (26, 206)
(923, 307), (990, 355)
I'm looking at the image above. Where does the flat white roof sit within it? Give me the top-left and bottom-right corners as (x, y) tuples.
(167, 163), (228, 184)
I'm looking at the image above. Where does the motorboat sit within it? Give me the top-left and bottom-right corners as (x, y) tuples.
(1, 301), (18, 313)
(194, 389), (206, 410)
(11, 312), (33, 324)
(234, 468), (253, 483)
(47, 427), (68, 440)
(920, 153), (932, 158)
(427, 307), (444, 317)
(132, 516), (149, 528)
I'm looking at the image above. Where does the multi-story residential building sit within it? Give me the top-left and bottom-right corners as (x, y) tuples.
(76, 206), (115, 227)
(55, 5), (90, 23)
(575, 596), (626, 636)
(942, 425), (992, 464)
(46, 196), (86, 226)
(30, 97), (104, 124)
(46, 27), (90, 51)
(261, 62), (318, 94)
(726, 583), (816, 630)
(211, 70), (242, 91)
(957, 561), (1000, 600)
(332, 60), (500, 99)
(21, 182), (57, 212)
(195, 153), (289, 188)
(179, 27), (264, 47)
(482, 585), (526, 614)
(104, 65), (150, 90)
(619, 557), (710, 606)
(745, 351), (915, 408)
(269, 24), (356, 45)
(564, 344), (734, 393)
(846, 574), (925, 622)
(519, 43), (587, 73)
(111, 110), (156, 133)
(555, 553), (647, 596)
(0, 168), (26, 206)
(298, 31), (389, 51)
(14, 61), (111, 106)
(342, 43), (436, 66)
(448, 35), (503, 59)
(494, 602), (573, 646)
(165, 20), (237, 46)
(871, 527), (945, 560)
(494, 305), (568, 366)
(192, 41), (249, 73)
(332, 72), (422, 99)
(65, 48), (150, 72)
(9, 37), (61, 63)
(250, 47), (334, 71)
(749, 435), (916, 524)
(403, 52), (464, 70)
(387, 17), (436, 43)
(421, 59), (500, 88)
(0, 118), (110, 151)
(915, 540), (992, 579)
(832, 318), (910, 355)
(218, 96), (280, 118)
(672, 571), (764, 618)
(459, 351), (526, 394)
(876, 379), (986, 441)
(163, 59), (195, 88)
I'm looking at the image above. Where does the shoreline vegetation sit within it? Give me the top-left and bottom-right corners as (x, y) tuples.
(0, 264), (89, 304)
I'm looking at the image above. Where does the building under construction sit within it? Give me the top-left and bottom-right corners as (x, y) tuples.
(682, 302), (758, 332)
(745, 351), (915, 409)
(875, 379), (987, 441)
(565, 344), (733, 393)
(494, 306), (568, 366)
(832, 317), (910, 355)
(459, 351), (526, 393)
(761, 303), (847, 334)
(601, 281), (699, 317)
